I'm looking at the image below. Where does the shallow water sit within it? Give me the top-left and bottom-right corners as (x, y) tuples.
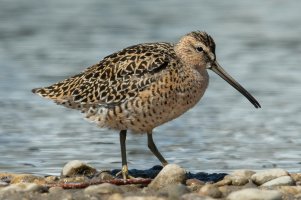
(0, 0), (301, 175)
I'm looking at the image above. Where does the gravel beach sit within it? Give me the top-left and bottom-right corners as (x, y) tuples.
(1, 161), (300, 200)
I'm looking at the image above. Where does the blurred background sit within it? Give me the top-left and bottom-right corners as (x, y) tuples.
(0, 0), (300, 175)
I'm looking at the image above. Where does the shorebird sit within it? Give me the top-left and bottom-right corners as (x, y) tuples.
(32, 31), (261, 180)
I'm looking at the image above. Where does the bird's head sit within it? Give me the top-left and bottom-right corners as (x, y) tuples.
(175, 31), (261, 108)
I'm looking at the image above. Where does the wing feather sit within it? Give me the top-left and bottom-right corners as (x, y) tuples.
(32, 42), (177, 109)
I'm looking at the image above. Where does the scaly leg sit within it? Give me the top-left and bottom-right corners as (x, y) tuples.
(147, 131), (168, 166)
(119, 130), (129, 180)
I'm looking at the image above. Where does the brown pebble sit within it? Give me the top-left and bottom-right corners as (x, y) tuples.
(218, 185), (243, 197)
(230, 170), (256, 179)
(96, 171), (115, 181)
(199, 184), (222, 198)
(186, 178), (205, 186)
(214, 177), (232, 187)
(230, 175), (249, 186)
(45, 176), (59, 184)
(108, 193), (123, 200)
(277, 186), (301, 196)
(61, 176), (86, 183)
(49, 186), (64, 193)
(10, 174), (45, 185)
(290, 173), (301, 182)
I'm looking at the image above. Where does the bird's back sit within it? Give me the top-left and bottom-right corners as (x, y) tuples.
(33, 42), (176, 110)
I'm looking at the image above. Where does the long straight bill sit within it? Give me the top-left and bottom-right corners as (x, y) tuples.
(210, 62), (261, 108)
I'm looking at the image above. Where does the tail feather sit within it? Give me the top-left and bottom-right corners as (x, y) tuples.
(32, 87), (46, 95)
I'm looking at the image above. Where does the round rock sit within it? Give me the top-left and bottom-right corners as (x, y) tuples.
(164, 184), (189, 199)
(0, 183), (47, 193)
(61, 160), (97, 177)
(199, 184), (222, 198)
(251, 169), (289, 185)
(84, 183), (123, 195)
(278, 186), (301, 196)
(227, 188), (282, 200)
(10, 174), (44, 184)
(148, 164), (186, 189)
(181, 193), (216, 200)
(230, 170), (255, 179)
(0, 181), (8, 187)
(229, 175), (249, 186)
(186, 179), (205, 186)
(261, 175), (294, 187)
(107, 193), (124, 200)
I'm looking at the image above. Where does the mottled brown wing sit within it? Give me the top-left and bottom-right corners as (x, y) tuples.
(32, 42), (177, 109)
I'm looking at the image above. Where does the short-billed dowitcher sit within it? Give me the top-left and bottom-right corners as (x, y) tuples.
(32, 31), (261, 180)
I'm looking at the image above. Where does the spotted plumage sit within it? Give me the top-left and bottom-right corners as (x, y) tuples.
(32, 31), (260, 180)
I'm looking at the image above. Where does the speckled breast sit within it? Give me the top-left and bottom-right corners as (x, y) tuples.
(87, 68), (209, 133)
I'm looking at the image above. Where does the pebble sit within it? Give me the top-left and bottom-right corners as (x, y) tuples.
(0, 183), (48, 193)
(227, 188), (282, 200)
(186, 179), (205, 192)
(148, 164), (186, 189)
(84, 183), (123, 195)
(186, 179), (205, 187)
(198, 184), (222, 198)
(261, 175), (294, 187)
(108, 193), (124, 200)
(0, 181), (8, 187)
(230, 170), (256, 179)
(278, 186), (301, 196)
(181, 193), (216, 200)
(290, 173), (301, 182)
(251, 168), (289, 185)
(164, 184), (189, 200)
(214, 178), (232, 187)
(49, 186), (64, 194)
(228, 175), (249, 186)
(9, 174), (45, 184)
(45, 175), (59, 184)
(119, 185), (141, 193)
(96, 170), (115, 181)
(61, 160), (97, 177)
(123, 197), (166, 200)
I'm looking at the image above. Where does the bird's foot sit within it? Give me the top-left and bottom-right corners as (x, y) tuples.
(115, 165), (134, 181)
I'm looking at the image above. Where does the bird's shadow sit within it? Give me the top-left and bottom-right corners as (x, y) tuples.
(111, 165), (227, 183)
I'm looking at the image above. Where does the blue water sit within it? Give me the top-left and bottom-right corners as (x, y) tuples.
(0, 0), (301, 175)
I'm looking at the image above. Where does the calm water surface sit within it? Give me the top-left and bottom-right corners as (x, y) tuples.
(0, 0), (301, 175)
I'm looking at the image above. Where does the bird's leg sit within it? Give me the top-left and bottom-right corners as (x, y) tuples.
(116, 130), (135, 180)
(118, 130), (129, 180)
(147, 131), (168, 166)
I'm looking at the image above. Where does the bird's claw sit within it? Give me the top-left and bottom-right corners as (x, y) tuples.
(115, 165), (134, 181)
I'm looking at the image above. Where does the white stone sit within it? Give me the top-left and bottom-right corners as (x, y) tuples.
(251, 169), (289, 185)
(148, 164), (186, 189)
(181, 193), (216, 200)
(230, 169), (256, 179)
(227, 188), (282, 200)
(85, 183), (123, 195)
(61, 160), (96, 177)
(0, 183), (47, 193)
(226, 175), (249, 186)
(107, 193), (123, 200)
(199, 184), (222, 198)
(124, 197), (166, 200)
(0, 181), (8, 187)
(261, 175), (294, 187)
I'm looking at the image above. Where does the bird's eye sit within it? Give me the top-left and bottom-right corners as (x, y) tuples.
(196, 47), (203, 52)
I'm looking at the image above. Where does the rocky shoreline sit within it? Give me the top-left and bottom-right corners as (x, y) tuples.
(0, 160), (300, 200)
